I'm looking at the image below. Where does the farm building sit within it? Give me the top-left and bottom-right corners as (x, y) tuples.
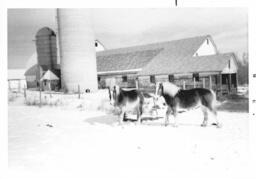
(24, 34), (238, 95)
(97, 35), (238, 95)
(8, 69), (27, 92)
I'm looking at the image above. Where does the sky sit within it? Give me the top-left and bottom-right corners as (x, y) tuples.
(8, 8), (248, 69)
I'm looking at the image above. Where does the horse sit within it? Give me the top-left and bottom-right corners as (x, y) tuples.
(108, 85), (144, 125)
(155, 82), (221, 128)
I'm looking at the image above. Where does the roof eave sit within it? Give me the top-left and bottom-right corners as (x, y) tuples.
(98, 68), (142, 76)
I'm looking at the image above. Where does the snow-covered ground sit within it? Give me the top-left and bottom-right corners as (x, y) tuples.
(8, 92), (252, 179)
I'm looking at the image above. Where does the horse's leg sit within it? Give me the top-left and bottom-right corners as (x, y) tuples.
(136, 106), (142, 124)
(207, 102), (221, 128)
(212, 108), (221, 128)
(119, 108), (125, 125)
(165, 107), (172, 126)
(153, 97), (158, 117)
(172, 107), (178, 127)
(201, 106), (208, 127)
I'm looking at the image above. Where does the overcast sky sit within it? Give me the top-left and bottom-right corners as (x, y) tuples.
(8, 8), (248, 69)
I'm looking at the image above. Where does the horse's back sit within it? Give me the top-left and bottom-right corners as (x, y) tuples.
(175, 88), (213, 108)
(118, 89), (144, 105)
(189, 88), (215, 108)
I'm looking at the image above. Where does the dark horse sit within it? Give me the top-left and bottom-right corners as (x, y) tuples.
(108, 86), (144, 125)
(156, 82), (221, 128)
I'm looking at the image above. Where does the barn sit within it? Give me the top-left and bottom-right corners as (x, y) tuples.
(97, 35), (238, 95)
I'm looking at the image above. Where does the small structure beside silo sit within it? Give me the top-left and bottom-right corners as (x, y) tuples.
(40, 70), (60, 91)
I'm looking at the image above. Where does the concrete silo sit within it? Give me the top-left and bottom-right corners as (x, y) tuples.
(57, 9), (98, 92)
(35, 27), (57, 70)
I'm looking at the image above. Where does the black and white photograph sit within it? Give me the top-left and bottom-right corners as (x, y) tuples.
(5, 6), (254, 179)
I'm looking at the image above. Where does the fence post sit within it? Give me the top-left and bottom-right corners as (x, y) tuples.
(183, 80), (186, 89)
(18, 79), (21, 93)
(228, 73), (232, 94)
(78, 84), (80, 99)
(24, 85), (27, 100)
(219, 73), (222, 96)
(39, 82), (42, 107)
(209, 75), (212, 89)
(49, 81), (52, 98)
(8, 80), (11, 91)
(135, 78), (139, 89)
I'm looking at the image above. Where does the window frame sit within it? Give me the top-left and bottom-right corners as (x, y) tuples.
(168, 74), (174, 82)
(150, 75), (156, 84)
(193, 73), (200, 82)
(122, 76), (128, 82)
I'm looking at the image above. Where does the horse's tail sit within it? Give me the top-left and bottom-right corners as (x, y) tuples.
(209, 89), (221, 107)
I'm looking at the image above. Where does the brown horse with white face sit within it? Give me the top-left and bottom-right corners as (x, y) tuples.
(156, 82), (221, 128)
(108, 86), (144, 125)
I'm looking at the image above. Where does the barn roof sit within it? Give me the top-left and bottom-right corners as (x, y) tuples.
(8, 69), (26, 80)
(40, 70), (59, 81)
(139, 53), (235, 76)
(96, 35), (219, 74)
(97, 48), (163, 73)
(24, 64), (48, 76)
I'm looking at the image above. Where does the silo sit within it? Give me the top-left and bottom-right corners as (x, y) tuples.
(35, 27), (57, 70)
(57, 9), (98, 92)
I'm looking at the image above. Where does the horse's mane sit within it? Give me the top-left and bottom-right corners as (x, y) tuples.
(161, 82), (181, 97)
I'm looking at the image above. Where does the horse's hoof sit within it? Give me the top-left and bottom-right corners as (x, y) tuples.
(173, 124), (178, 128)
(212, 123), (222, 128)
(201, 124), (207, 127)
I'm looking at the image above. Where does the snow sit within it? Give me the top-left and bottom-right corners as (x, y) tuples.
(8, 91), (252, 179)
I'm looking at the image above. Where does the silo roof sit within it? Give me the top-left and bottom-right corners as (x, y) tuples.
(36, 27), (56, 37)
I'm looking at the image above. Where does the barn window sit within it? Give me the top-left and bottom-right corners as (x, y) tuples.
(97, 76), (101, 82)
(122, 76), (127, 82)
(150, 75), (156, 83)
(168, 75), (174, 82)
(193, 73), (199, 82)
(95, 42), (98, 47)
